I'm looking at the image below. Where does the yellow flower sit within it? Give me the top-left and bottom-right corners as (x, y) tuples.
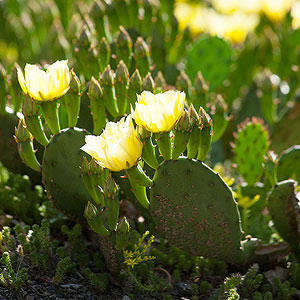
(212, 0), (261, 15)
(174, 1), (258, 43)
(291, 1), (300, 29)
(81, 115), (143, 172)
(213, 163), (235, 186)
(235, 185), (260, 209)
(132, 90), (185, 133)
(17, 60), (70, 101)
(174, 3), (207, 34)
(207, 12), (259, 43)
(261, 0), (295, 22)
(222, 13), (259, 43)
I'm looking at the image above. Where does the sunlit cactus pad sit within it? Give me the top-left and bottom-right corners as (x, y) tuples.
(186, 35), (232, 90)
(277, 145), (300, 183)
(150, 157), (243, 264)
(267, 180), (300, 250)
(42, 128), (91, 220)
(232, 117), (269, 186)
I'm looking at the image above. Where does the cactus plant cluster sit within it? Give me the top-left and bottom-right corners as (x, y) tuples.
(2, 2), (300, 297)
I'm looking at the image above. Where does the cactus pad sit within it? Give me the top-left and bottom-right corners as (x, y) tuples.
(186, 35), (232, 90)
(232, 118), (269, 186)
(150, 157), (243, 264)
(42, 128), (91, 221)
(267, 180), (300, 250)
(277, 145), (300, 183)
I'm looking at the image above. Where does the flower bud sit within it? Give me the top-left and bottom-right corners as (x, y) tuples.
(77, 26), (91, 48)
(115, 26), (132, 67)
(98, 37), (111, 72)
(14, 119), (32, 143)
(84, 201), (98, 220)
(100, 65), (119, 117)
(116, 60), (129, 84)
(90, 0), (106, 19)
(134, 37), (151, 77)
(142, 73), (155, 92)
(188, 104), (200, 128)
(197, 107), (213, 161)
(69, 69), (81, 94)
(65, 69), (81, 128)
(176, 70), (193, 98)
(194, 71), (209, 108)
(115, 216), (130, 250)
(117, 216), (130, 235)
(88, 76), (103, 100)
(21, 94), (49, 146)
(154, 72), (166, 90)
(22, 94), (39, 117)
(14, 119), (41, 172)
(176, 108), (190, 132)
(127, 69), (142, 112)
(194, 71), (209, 95)
(115, 60), (129, 115)
(104, 174), (118, 198)
(88, 77), (105, 135)
(199, 106), (213, 128)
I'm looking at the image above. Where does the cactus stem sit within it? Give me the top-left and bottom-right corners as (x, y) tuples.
(40, 100), (60, 135)
(155, 132), (171, 160)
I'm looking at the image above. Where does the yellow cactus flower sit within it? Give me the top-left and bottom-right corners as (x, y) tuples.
(81, 115), (143, 172)
(212, 0), (240, 14)
(175, 1), (258, 43)
(221, 13), (259, 43)
(235, 185), (260, 209)
(175, 3), (208, 34)
(212, 0), (261, 15)
(291, 1), (300, 29)
(206, 11), (259, 43)
(213, 163), (235, 187)
(17, 60), (70, 101)
(132, 90), (185, 133)
(261, 0), (295, 22)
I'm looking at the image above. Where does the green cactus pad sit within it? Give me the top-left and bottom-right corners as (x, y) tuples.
(150, 157), (243, 264)
(271, 103), (300, 153)
(233, 118), (269, 186)
(267, 180), (300, 250)
(186, 35), (232, 90)
(42, 128), (91, 221)
(277, 145), (300, 183)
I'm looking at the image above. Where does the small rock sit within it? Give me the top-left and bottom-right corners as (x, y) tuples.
(25, 295), (35, 300)
(175, 282), (194, 296)
(121, 296), (131, 300)
(60, 283), (82, 289)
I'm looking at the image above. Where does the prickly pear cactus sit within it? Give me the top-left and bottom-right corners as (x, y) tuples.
(232, 118), (269, 186)
(150, 157), (244, 264)
(277, 145), (300, 183)
(42, 128), (91, 220)
(267, 180), (300, 251)
(186, 35), (232, 90)
(271, 102), (300, 153)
